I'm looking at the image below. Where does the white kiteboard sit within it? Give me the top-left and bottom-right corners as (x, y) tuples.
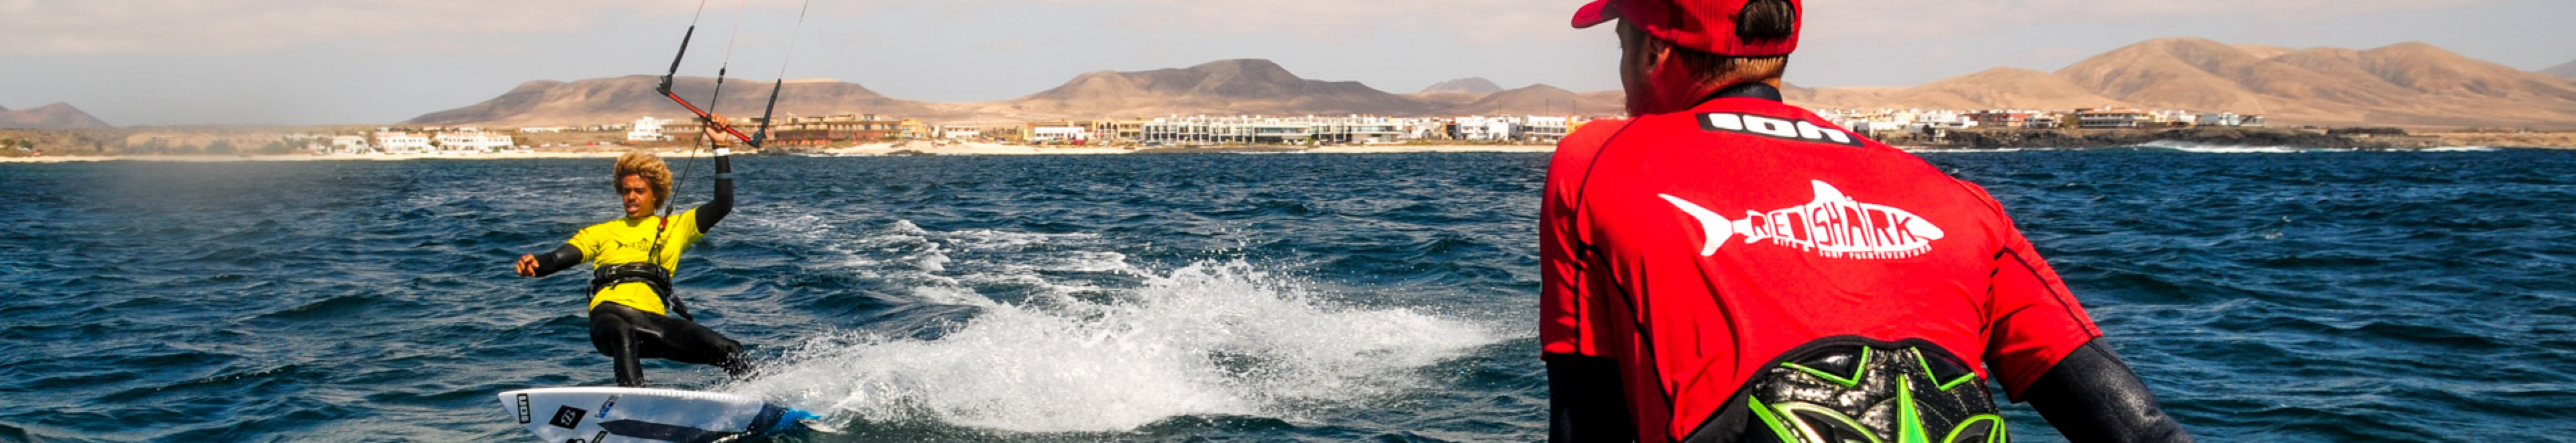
(498, 387), (812, 442)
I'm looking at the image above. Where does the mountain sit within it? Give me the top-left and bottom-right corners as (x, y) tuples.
(2544, 60), (2576, 78)
(1440, 84), (1623, 115)
(1770, 38), (2576, 128)
(1420, 77), (1506, 95)
(994, 59), (1434, 119)
(407, 41), (2576, 128)
(405, 76), (953, 126)
(0, 103), (113, 129)
(1870, 68), (2128, 110)
(2053, 37), (2373, 123)
(2031, 37), (2576, 127)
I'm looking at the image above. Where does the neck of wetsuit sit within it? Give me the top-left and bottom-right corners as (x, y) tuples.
(1697, 82), (1784, 105)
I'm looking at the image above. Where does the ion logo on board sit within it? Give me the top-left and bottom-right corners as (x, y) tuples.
(1698, 112), (1864, 147)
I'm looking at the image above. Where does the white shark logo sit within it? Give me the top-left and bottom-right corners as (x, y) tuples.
(1660, 181), (1946, 260)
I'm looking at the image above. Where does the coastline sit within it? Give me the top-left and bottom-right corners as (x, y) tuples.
(8, 137), (2565, 164)
(818, 141), (1556, 156)
(0, 151), (634, 164)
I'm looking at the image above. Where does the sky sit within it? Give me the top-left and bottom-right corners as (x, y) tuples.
(3, 0), (2571, 126)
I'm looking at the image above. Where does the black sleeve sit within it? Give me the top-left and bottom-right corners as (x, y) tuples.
(2023, 340), (2196, 443)
(697, 154), (733, 232)
(1546, 353), (1638, 443)
(529, 244), (585, 278)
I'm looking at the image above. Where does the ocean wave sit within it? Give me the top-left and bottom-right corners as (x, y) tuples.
(731, 260), (1497, 433)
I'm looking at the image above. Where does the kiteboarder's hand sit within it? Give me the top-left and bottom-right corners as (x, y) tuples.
(517, 254), (539, 277)
(702, 113), (733, 147)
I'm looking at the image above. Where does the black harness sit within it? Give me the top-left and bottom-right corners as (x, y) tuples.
(590, 262), (692, 321)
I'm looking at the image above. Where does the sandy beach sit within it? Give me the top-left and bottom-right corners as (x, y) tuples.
(0, 150), (641, 164)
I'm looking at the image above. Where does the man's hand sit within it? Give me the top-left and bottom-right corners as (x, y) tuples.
(517, 254), (540, 277)
(702, 113), (734, 147)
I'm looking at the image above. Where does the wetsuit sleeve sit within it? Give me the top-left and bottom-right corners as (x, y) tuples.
(1541, 120), (1633, 442)
(528, 244), (586, 277)
(1547, 354), (1638, 443)
(2022, 340), (2196, 442)
(696, 154), (733, 232)
(1540, 119), (1626, 358)
(1964, 181), (2105, 399)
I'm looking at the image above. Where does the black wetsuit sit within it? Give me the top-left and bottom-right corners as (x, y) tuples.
(525, 154), (750, 387)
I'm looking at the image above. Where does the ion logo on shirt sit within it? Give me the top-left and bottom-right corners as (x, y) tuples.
(1699, 112), (1864, 147)
(1660, 181), (1945, 260)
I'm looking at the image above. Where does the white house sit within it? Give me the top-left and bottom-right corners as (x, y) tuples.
(435, 132), (517, 152)
(1030, 126), (1090, 142)
(329, 136), (372, 154)
(629, 117), (674, 142)
(1521, 116), (1574, 143)
(375, 132), (432, 153)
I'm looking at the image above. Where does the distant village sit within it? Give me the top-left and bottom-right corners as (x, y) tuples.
(92, 104), (2279, 157)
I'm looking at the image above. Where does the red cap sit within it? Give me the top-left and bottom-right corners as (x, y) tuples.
(1572, 0), (1801, 57)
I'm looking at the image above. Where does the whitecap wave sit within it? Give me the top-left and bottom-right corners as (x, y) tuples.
(2134, 140), (2310, 154)
(722, 219), (1498, 433)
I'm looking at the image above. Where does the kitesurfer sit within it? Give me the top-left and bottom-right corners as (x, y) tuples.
(515, 134), (753, 388)
(1540, 1), (2194, 442)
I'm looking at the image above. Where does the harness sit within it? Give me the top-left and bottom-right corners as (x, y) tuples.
(1696, 338), (2007, 443)
(590, 262), (692, 321)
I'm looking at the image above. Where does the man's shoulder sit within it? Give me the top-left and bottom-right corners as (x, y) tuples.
(1550, 118), (1633, 171)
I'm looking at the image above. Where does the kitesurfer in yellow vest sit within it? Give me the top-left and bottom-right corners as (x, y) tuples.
(514, 138), (751, 387)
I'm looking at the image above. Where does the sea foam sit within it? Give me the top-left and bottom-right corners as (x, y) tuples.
(725, 221), (1497, 433)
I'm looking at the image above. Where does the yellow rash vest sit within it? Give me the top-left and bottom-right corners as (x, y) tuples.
(567, 209), (705, 315)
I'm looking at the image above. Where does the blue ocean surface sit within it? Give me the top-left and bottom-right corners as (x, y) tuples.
(1, 149), (2571, 442)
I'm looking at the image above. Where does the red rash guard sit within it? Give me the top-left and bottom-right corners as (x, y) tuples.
(1539, 93), (2104, 441)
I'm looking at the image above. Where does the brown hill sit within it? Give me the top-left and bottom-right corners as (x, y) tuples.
(1442, 84), (1623, 115)
(1764, 38), (2576, 128)
(2054, 37), (2365, 122)
(2546, 60), (2576, 78)
(405, 76), (954, 126)
(0, 103), (113, 129)
(405, 42), (2576, 128)
(1874, 68), (2127, 110)
(1407, 92), (1490, 109)
(1421, 77), (1505, 95)
(995, 59), (1434, 119)
(2261, 43), (2576, 126)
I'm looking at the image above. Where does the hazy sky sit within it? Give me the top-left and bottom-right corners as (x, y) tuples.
(4, 0), (2571, 126)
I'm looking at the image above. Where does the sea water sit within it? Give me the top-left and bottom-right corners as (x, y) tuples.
(1, 150), (2571, 442)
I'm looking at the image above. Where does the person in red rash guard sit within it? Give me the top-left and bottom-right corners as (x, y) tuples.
(1539, 1), (2195, 442)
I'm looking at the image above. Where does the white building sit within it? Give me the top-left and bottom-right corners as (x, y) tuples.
(1030, 126), (1090, 142)
(1521, 116), (1574, 143)
(375, 132), (432, 153)
(2194, 112), (2266, 128)
(939, 126), (983, 140)
(435, 132), (517, 152)
(330, 136), (372, 154)
(1449, 116), (1521, 141)
(629, 117), (674, 142)
(2076, 109), (2153, 129)
(1140, 115), (1425, 144)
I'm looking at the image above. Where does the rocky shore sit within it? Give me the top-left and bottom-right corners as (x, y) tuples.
(1912, 128), (2443, 150)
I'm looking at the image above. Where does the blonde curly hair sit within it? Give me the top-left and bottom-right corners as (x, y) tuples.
(613, 152), (673, 209)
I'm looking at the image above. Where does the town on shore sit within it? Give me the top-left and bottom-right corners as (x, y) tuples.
(3, 106), (2567, 162)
